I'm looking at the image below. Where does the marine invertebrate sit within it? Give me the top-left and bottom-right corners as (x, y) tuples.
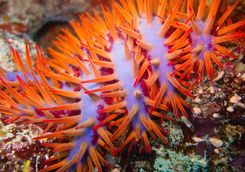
(0, 0), (243, 172)
(0, 45), (116, 171)
(1, 0), (191, 171)
(47, 0), (194, 154)
(170, 0), (245, 82)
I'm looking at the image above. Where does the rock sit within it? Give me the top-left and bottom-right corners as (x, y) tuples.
(0, 123), (51, 171)
(0, 0), (93, 35)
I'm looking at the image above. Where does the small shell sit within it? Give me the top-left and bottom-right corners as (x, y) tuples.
(230, 94), (241, 104)
(111, 168), (121, 172)
(209, 87), (215, 94)
(214, 71), (224, 81)
(194, 97), (202, 103)
(192, 136), (204, 143)
(214, 148), (220, 154)
(226, 106), (234, 112)
(209, 137), (223, 148)
(193, 107), (202, 115)
(241, 73), (245, 81)
(198, 88), (203, 94)
(212, 113), (220, 118)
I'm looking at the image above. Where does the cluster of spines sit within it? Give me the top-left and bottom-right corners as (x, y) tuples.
(46, 0), (189, 155)
(0, 45), (115, 171)
(170, 0), (244, 83)
(0, 0), (244, 171)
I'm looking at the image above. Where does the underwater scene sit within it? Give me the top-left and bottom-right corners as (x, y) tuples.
(0, 0), (244, 171)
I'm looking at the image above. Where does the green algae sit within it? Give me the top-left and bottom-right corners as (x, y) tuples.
(153, 148), (208, 172)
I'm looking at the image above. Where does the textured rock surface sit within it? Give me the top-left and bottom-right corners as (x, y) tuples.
(0, 31), (35, 71)
(0, 118), (52, 171)
(0, 0), (93, 35)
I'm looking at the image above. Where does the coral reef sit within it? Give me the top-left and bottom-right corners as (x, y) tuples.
(188, 60), (245, 171)
(153, 147), (208, 172)
(0, 120), (51, 171)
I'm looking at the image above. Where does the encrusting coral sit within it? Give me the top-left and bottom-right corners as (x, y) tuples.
(0, 0), (244, 171)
